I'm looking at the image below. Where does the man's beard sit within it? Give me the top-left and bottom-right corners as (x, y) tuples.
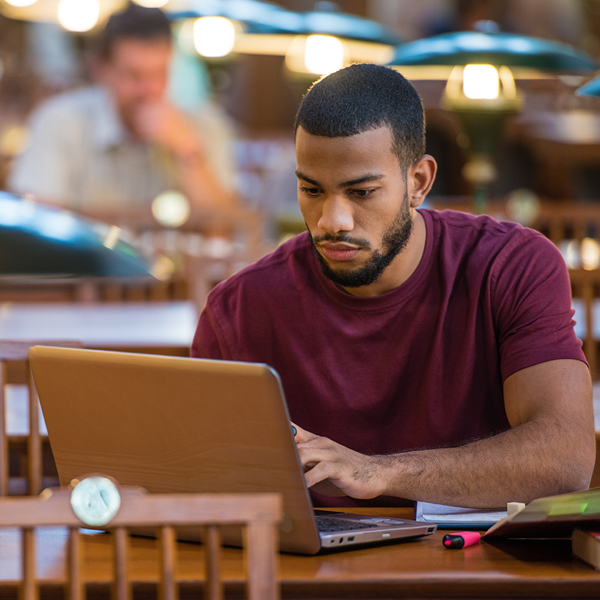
(308, 191), (413, 289)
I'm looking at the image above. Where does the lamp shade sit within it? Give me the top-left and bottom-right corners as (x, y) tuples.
(295, 10), (400, 46)
(0, 193), (160, 279)
(388, 31), (597, 73)
(167, 0), (301, 34)
(576, 75), (600, 97)
(168, 0), (401, 44)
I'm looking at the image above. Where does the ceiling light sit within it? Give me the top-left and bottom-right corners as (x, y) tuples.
(58, 0), (100, 33)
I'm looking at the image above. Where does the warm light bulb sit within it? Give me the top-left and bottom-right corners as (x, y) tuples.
(304, 35), (344, 75)
(132, 0), (170, 7)
(58, 0), (100, 33)
(152, 191), (190, 228)
(462, 64), (499, 100)
(193, 17), (236, 58)
(5, 0), (38, 7)
(581, 237), (600, 271)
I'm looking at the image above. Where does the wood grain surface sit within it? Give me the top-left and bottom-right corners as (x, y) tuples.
(0, 508), (598, 599)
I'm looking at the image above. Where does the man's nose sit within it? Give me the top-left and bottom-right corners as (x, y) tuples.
(139, 77), (166, 101)
(317, 194), (354, 234)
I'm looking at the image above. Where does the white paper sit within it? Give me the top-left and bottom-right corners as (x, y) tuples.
(416, 501), (507, 524)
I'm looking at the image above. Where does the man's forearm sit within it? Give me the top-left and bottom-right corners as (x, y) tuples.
(176, 152), (237, 214)
(378, 417), (595, 508)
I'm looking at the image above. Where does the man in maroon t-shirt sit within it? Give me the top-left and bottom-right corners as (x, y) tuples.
(192, 64), (595, 509)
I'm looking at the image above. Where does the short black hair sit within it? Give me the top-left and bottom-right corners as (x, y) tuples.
(97, 2), (172, 60)
(295, 64), (425, 171)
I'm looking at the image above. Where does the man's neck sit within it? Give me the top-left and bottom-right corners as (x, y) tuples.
(341, 209), (427, 298)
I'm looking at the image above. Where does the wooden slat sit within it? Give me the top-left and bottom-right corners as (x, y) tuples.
(583, 279), (596, 380)
(22, 527), (37, 600)
(0, 492), (282, 528)
(548, 219), (564, 244)
(205, 525), (223, 600)
(112, 527), (130, 600)
(0, 362), (8, 497)
(246, 521), (279, 600)
(159, 526), (176, 600)
(574, 221), (588, 242)
(26, 366), (41, 496)
(67, 527), (83, 600)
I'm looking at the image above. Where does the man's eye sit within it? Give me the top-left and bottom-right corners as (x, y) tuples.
(351, 189), (375, 198)
(300, 187), (321, 196)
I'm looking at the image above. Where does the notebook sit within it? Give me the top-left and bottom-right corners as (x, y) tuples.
(29, 346), (436, 554)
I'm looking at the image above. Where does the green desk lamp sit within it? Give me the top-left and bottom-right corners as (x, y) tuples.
(576, 73), (600, 97)
(0, 192), (167, 281)
(388, 29), (598, 214)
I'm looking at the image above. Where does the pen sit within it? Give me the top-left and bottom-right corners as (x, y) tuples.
(442, 531), (481, 549)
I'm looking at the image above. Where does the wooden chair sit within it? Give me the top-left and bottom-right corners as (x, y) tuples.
(569, 270), (600, 380)
(0, 481), (281, 600)
(0, 341), (81, 496)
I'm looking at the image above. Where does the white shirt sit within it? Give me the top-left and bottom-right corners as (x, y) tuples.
(8, 86), (236, 210)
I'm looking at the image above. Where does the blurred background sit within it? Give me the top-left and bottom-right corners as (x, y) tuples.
(2, 2), (600, 319)
(1, 2), (600, 308)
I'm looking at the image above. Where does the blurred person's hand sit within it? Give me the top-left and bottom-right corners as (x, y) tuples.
(132, 101), (205, 161)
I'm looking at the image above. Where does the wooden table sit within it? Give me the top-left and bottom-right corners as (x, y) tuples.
(0, 301), (198, 355)
(0, 508), (599, 600)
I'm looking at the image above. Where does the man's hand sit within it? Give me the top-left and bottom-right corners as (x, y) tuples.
(131, 100), (237, 212)
(132, 101), (204, 160)
(293, 423), (388, 499)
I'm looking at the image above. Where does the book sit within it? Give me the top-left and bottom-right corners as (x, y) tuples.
(415, 501), (507, 529)
(572, 529), (600, 570)
(485, 487), (600, 540)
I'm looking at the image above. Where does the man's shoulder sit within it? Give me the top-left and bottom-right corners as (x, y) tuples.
(30, 86), (107, 122)
(208, 232), (313, 303)
(424, 209), (564, 288)
(424, 208), (550, 253)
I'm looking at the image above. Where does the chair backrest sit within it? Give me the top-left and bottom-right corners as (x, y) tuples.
(569, 270), (600, 380)
(0, 479), (282, 600)
(0, 341), (82, 496)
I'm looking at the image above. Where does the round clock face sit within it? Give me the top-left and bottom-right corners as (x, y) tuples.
(70, 477), (121, 526)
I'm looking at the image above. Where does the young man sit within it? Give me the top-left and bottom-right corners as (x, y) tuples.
(9, 4), (236, 215)
(192, 64), (594, 509)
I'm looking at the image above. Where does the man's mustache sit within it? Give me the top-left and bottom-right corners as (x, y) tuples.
(311, 233), (371, 249)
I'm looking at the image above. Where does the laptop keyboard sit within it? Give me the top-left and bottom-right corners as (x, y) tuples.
(315, 515), (382, 533)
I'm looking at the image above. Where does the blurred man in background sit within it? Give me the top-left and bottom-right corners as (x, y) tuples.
(8, 3), (237, 217)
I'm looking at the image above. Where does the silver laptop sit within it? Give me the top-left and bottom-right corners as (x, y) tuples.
(29, 346), (436, 554)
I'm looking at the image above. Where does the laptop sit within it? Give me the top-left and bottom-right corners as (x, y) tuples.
(29, 346), (436, 554)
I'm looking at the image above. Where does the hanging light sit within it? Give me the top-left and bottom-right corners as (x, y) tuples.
(4, 0), (38, 7)
(58, 0), (100, 33)
(443, 63), (520, 111)
(285, 34), (345, 76)
(304, 34), (344, 74)
(193, 16), (236, 58)
(463, 64), (499, 99)
(133, 0), (170, 7)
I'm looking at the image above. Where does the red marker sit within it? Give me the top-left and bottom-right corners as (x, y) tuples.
(442, 531), (481, 549)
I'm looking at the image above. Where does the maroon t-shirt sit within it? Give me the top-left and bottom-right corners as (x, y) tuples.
(191, 209), (586, 507)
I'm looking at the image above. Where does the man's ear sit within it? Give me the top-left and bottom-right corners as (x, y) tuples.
(406, 155), (437, 208)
